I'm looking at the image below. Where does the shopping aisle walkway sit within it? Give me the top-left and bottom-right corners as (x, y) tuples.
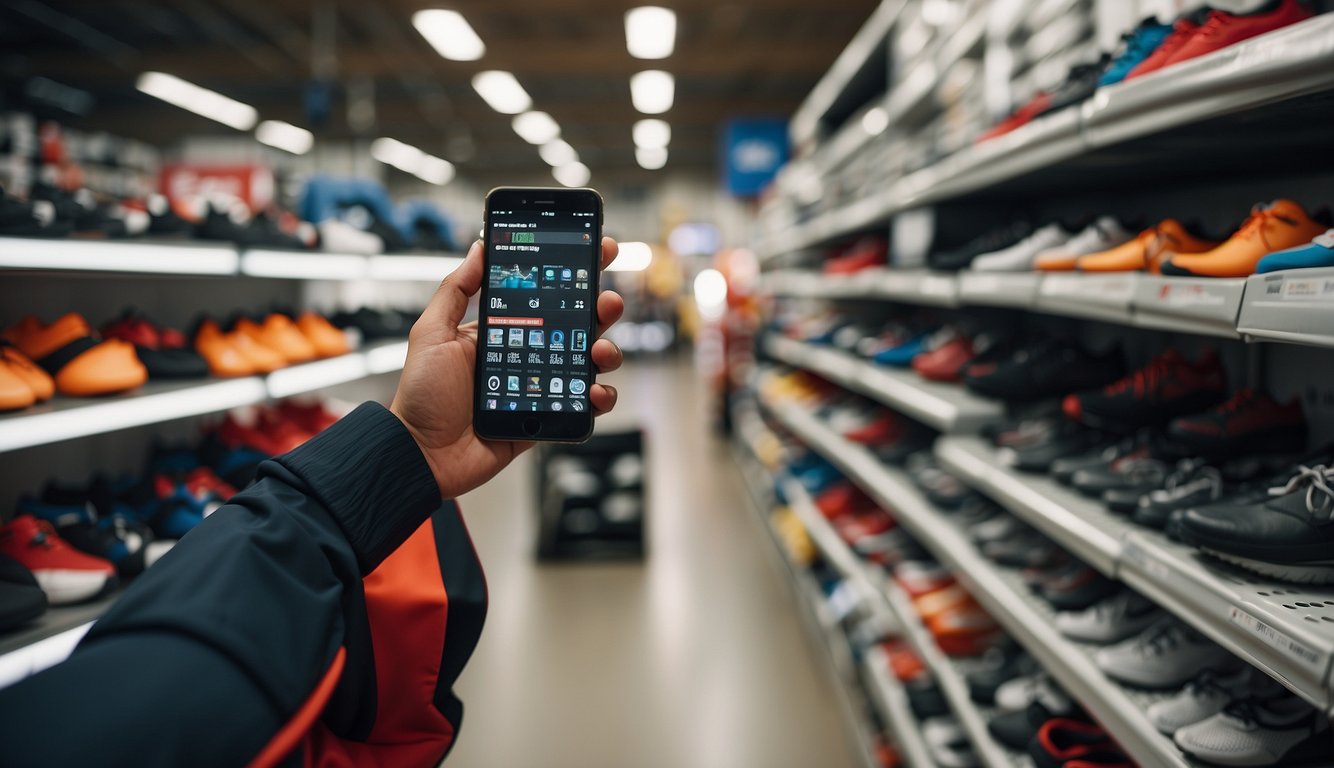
(447, 355), (856, 768)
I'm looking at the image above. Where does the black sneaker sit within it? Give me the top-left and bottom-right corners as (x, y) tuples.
(1003, 423), (1108, 474)
(964, 339), (1124, 403)
(1063, 348), (1227, 430)
(0, 554), (48, 632)
(1178, 463), (1334, 584)
(966, 647), (1037, 705)
(928, 220), (1033, 271)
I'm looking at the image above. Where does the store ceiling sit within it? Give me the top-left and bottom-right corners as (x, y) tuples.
(2, 0), (877, 186)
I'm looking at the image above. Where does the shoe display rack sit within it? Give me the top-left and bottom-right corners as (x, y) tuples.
(0, 236), (464, 282)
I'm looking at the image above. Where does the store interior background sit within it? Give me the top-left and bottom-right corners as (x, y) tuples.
(4, 0), (1334, 767)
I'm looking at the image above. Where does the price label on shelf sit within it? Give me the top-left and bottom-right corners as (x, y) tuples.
(1228, 606), (1325, 677)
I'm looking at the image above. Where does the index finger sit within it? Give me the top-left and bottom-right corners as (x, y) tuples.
(600, 237), (619, 271)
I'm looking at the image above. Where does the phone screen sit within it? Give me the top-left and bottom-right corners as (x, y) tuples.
(476, 196), (600, 427)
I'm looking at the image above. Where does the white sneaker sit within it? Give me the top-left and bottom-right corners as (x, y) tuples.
(1054, 589), (1162, 644)
(1032, 216), (1133, 270)
(1148, 667), (1273, 735)
(971, 223), (1072, 272)
(1173, 694), (1330, 766)
(318, 219), (384, 255)
(1095, 617), (1231, 689)
(994, 673), (1071, 713)
(922, 716), (980, 768)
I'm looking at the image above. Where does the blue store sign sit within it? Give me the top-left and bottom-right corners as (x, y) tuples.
(722, 118), (788, 198)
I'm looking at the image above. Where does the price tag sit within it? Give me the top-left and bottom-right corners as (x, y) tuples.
(1228, 606), (1325, 676)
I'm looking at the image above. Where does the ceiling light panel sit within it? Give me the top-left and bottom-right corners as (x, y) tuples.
(632, 119), (671, 149)
(512, 111), (561, 145)
(136, 72), (257, 130)
(630, 70), (674, 114)
(553, 162), (591, 187)
(625, 7), (676, 59)
(413, 10), (486, 61)
(472, 71), (532, 114)
(635, 146), (668, 170)
(539, 139), (578, 167)
(255, 120), (314, 155)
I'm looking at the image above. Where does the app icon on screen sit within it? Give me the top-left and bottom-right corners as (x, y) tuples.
(485, 399), (497, 410)
(572, 330), (587, 351)
(561, 268), (572, 281)
(530, 401), (539, 411)
(543, 267), (556, 282)
(568, 379), (586, 395)
(549, 330), (565, 351)
(527, 376), (542, 393)
(506, 401), (518, 411)
(576, 269), (589, 280)
(507, 376), (520, 392)
(487, 328), (504, 346)
(552, 401), (563, 411)
(570, 400), (584, 412)
(528, 329), (545, 348)
(508, 328), (524, 347)
(549, 378), (564, 394)
(487, 375), (501, 391)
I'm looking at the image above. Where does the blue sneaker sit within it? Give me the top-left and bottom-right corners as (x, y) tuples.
(872, 334), (928, 367)
(1100, 18), (1173, 87)
(1257, 229), (1334, 273)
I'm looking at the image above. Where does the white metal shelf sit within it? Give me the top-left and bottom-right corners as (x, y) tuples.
(1130, 276), (1246, 339)
(956, 272), (1042, 309)
(0, 339), (409, 454)
(761, 268), (959, 307)
(863, 646), (941, 768)
(1237, 267), (1334, 350)
(762, 398), (1193, 767)
(760, 14), (1334, 259)
(764, 335), (1004, 433)
(0, 236), (464, 283)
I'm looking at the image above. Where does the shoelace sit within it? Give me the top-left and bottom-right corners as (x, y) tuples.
(1268, 464), (1334, 521)
(1186, 668), (1240, 698)
(1236, 204), (1299, 252)
(1136, 621), (1183, 656)
(1165, 460), (1224, 499)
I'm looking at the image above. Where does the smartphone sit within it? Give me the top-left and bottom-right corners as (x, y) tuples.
(474, 186), (604, 442)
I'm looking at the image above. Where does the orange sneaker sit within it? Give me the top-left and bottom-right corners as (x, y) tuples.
(0, 345), (54, 402)
(1078, 219), (1220, 273)
(1161, 200), (1330, 278)
(5, 314), (146, 397)
(236, 315), (316, 364)
(296, 311), (350, 358)
(224, 326), (285, 373)
(194, 320), (257, 378)
(0, 358), (36, 410)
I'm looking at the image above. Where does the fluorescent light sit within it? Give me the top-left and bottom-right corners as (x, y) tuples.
(368, 255), (465, 281)
(608, 241), (653, 271)
(630, 70), (674, 114)
(635, 146), (668, 170)
(412, 9), (486, 61)
(268, 354), (368, 398)
(632, 118), (670, 149)
(512, 111), (560, 145)
(694, 269), (728, 320)
(365, 341), (411, 374)
(0, 237), (237, 275)
(415, 155), (455, 185)
(539, 139), (578, 167)
(0, 379), (267, 453)
(553, 162), (591, 188)
(861, 106), (889, 135)
(472, 71), (531, 114)
(625, 6), (676, 59)
(241, 250), (367, 279)
(255, 120), (314, 155)
(136, 71), (257, 130)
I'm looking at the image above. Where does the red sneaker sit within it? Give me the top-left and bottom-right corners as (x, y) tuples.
(0, 516), (116, 605)
(824, 236), (887, 275)
(275, 399), (341, 435)
(913, 335), (975, 382)
(1125, 11), (1206, 80)
(1158, 0), (1314, 71)
(844, 411), (902, 445)
(1168, 388), (1307, 457)
(976, 92), (1052, 143)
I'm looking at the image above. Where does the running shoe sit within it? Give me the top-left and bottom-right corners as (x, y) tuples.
(1099, 17), (1174, 86)
(971, 223), (1072, 272)
(1095, 617), (1230, 689)
(1076, 218), (1219, 273)
(1161, 200), (1331, 278)
(4, 314), (147, 397)
(1063, 348), (1227, 429)
(1054, 589), (1162, 644)
(0, 554), (48, 631)
(1147, 666), (1261, 735)
(1030, 719), (1126, 768)
(0, 516), (117, 605)
(1256, 228), (1334, 273)
(1154, 0), (1315, 74)
(965, 339), (1124, 403)
(1125, 8), (1210, 80)
(1173, 692), (1330, 767)
(1033, 217), (1134, 272)
(1168, 388), (1306, 458)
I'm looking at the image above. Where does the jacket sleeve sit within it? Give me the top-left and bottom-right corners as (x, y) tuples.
(0, 402), (441, 768)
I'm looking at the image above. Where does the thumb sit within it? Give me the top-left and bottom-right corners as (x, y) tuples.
(421, 240), (484, 337)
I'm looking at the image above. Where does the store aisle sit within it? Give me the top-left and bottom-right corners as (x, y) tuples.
(448, 355), (856, 768)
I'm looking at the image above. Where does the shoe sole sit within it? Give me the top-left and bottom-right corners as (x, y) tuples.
(1201, 549), (1334, 585)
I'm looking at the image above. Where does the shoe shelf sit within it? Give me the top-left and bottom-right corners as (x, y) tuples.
(780, 475), (898, 613)
(0, 237), (239, 276)
(1237, 267), (1334, 350)
(731, 422), (886, 768)
(0, 236), (465, 283)
(1129, 276), (1246, 340)
(934, 437), (1129, 576)
(0, 594), (109, 688)
(1119, 531), (1334, 715)
(761, 269), (960, 307)
(761, 399), (1192, 767)
(936, 437), (1334, 714)
(956, 272), (1044, 310)
(763, 335), (1005, 434)
(758, 13), (1334, 260)
(1032, 273), (1139, 327)
(862, 645), (943, 768)
(0, 339), (410, 454)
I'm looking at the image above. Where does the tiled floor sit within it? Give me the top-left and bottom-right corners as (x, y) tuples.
(447, 355), (856, 768)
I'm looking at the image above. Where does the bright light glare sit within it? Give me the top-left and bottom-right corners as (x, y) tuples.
(608, 241), (653, 271)
(416, 155), (456, 186)
(136, 71), (257, 130)
(635, 146), (667, 170)
(625, 6), (676, 59)
(368, 255), (464, 281)
(241, 251), (367, 279)
(694, 269), (729, 321)
(552, 162), (591, 187)
(632, 118), (670, 149)
(412, 10), (486, 61)
(861, 106), (889, 135)
(0, 237), (237, 275)
(471, 71), (532, 114)
(630, 70), (674, 114)
(539, 139), (578, 167)
(255, 120), (314, 155)
(267, 355), (368, 399)
(512, 111), (560, 145)
(369, 137), (453, 186)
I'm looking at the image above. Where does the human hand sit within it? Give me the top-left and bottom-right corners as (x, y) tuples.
(390, 237), (625, 499)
